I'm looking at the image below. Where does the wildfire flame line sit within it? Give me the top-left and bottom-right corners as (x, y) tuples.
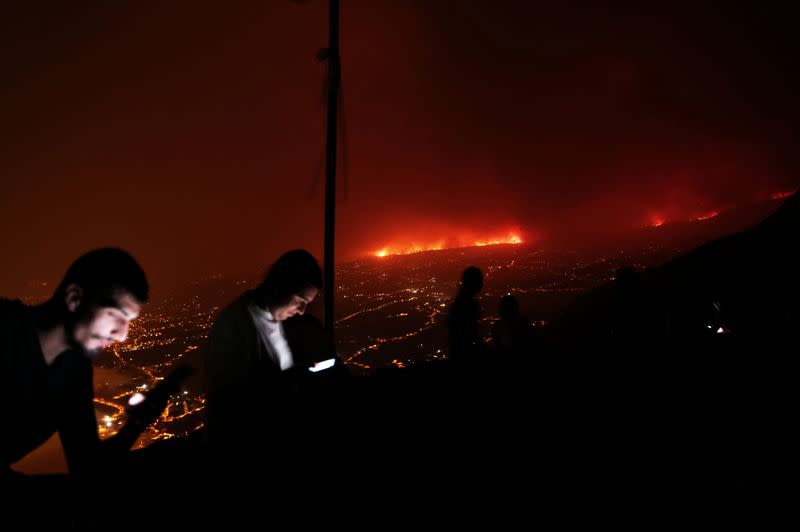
(373, 233), (523, 258)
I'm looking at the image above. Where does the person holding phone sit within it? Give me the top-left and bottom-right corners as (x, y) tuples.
(1, 248), (190, 525)
(204, 249), (325, 519)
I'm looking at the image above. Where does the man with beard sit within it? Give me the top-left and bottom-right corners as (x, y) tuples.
(1, 248), (187, 525)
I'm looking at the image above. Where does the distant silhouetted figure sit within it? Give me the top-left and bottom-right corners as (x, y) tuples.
(491, 294), (535, 364)
(447, 266), (485, 363)
(607, 266), (659, 348)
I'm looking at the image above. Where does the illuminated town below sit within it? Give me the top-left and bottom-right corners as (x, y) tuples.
(77, 239), (690, 447)
(22, 190), (790, 450)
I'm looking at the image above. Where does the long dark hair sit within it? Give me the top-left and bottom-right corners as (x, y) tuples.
(252, 249), (322, 309)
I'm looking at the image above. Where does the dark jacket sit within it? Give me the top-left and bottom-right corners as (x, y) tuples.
(203, 291), (304, 479)
(0, 299), (99, 478)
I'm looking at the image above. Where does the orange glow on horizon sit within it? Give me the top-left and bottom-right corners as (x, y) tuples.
(649, 208), (720, 228)
(771, 190), (796, 200)
(694, 210), (719, 221)
(372, 232), (524, 258)
(474, 234), (523, 247)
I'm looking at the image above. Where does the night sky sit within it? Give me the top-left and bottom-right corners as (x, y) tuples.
(2, 1), (798, 298)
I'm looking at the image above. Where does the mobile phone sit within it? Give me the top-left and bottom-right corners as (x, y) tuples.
(126, 364), (194, 407)
(128, 392), (146, 406)
(308, 358), (336, 373)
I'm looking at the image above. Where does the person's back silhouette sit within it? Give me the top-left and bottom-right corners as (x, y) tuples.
(447, 266), (484, 363)
(491, 294), (535, 363)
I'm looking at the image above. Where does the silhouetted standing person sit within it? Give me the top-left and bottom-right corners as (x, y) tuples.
(447, 266), (485, 364)
(491, 294), (535, 364)
(607, 266), (667, 348)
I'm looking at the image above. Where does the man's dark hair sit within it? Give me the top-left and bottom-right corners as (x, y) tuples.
(53, 248), (149, 309)
(253, 249), (322, 309)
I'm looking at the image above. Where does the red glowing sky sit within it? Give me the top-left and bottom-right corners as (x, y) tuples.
(1, 2), (798, 297)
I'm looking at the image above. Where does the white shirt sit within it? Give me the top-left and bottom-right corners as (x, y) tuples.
(247, 303), (295, 371)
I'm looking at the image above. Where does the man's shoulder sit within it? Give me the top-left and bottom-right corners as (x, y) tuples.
(209, 292), (256, 337)
(215, 292), (253, 321)
(0, 298), (27, 318)
(0, 299), (31, 337)
(0, 299), (35, 370)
